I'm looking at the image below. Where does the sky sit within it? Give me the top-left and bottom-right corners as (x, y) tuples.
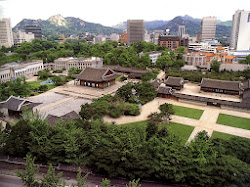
(0, 0), (250, 27)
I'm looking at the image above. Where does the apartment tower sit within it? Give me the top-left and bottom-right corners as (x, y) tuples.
(0, 18), (14, 47)
(127, 20), (145, 45)
(25, 24), (42, 39)
(200, 17), (216, 41)
(178, 25), (185, 38)
(230, 10), (250, 51)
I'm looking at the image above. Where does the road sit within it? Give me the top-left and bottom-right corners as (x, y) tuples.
(0, 174), (22, 187)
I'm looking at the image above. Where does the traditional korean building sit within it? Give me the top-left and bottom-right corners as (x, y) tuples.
(46, 111), (80, 126)
(0, 95), (41, 118)
(73, 67), (119, 89)
(165, 76), (185, 90)
(200, 78), (243, 95)
(157, 86), (178, 99)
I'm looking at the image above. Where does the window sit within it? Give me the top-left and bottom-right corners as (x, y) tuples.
(248, 13), (250, 22)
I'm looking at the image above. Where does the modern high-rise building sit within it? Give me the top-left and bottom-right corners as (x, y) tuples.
(25, 24), (42, 39)
(127, 20), (145, 45)
(0, 18), (14, 48)
(230, 10), (250, 51)
(200, 17), (216, 41)
(178, 25), (185, 38)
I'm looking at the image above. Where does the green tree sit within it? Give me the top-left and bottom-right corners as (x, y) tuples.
(126, 179), (141, 187)
(156, 55), (173, 69)
(40, 164), (64, 187)
(101, 178), (112, 187)
(141, 71), (156, 81)
(175, 46), (185, 60)
(79, 103), (92, 120)
(116, 83), (134, 102)
(77, 168), (89, 187)
(210, 60), (221, 73)
(15, 154), (40, 187)
(146, 121), (158, 140)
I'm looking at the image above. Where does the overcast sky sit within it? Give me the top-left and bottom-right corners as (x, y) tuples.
(0, 0), (250, 27)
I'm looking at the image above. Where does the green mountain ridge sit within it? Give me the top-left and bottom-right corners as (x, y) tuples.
(13, 16), (123, 39)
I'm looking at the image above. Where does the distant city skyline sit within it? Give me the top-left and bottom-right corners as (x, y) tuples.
(0, 0), (250, 27)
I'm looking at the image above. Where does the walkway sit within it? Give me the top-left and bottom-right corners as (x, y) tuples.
(103, 97), (250, 142)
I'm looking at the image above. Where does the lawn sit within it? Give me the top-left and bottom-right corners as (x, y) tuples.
(27, 81), (56, 91)
(172, 105), (204, 120)
(211, 131), (249, 140)
(217, 113), (250, 130)
(122, 121), (194, 145)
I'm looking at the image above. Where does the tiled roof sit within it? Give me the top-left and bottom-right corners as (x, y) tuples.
(165, 76), (184, 86)
(46, 111), (80, 126)
(200, 78), (242, 91)
(0, 96), (41, 111)
(76, 67), (119, 82)
(158, 86), (175, 94)
(216, 46), (225, 50)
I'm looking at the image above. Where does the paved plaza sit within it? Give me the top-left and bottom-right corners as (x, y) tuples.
(103, 97), (250, 142)
(27, 80), (124, 118)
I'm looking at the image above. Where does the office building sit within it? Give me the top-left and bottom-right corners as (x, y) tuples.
(0, 18), (14, 48)
(13, 30), (35, 46)
(158, 35), (188, 50)
(25, 24), (42, 39)
(178, 25), (185, 38)
(200, 17), (216, 41)
(230, 10), (250, 50)
(127, 20), (145, 45)
(53, 57), (103, 71)
(0, 60), (44, 83)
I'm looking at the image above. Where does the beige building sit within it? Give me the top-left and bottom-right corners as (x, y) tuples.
(0, 18), (14, 48)
(53, 57), (103, 71)
(13, 30), (35, 46)
(127, 20), (145, 45)
(182, 53), (209, 69)
(200, 17), (217, 41)
(0, 60), (44, 83)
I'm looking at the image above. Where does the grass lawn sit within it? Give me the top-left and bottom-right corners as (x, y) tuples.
(217, 113), (250, 130)
(172, 105), (204, 120)
(211, 131), (249, 140)
(122, 121), (194, 145)
(27, 81), (56, 92)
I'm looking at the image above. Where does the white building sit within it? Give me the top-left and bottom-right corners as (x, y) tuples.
(0, 18), (14, 48)
(188, 40), (228, 54)
(53, 57), (103, 71)
(230, 10), (250, 51)
(107, 33), (120, 42)
(182, 53), (209, 69)
(0, 60), (44, 83)
(148, 51), (162, 65)
(94, 35), (106, 44)
(200, 17), (217, 41)
(178, 25), (185, 38)
(13, 30), (35, 46)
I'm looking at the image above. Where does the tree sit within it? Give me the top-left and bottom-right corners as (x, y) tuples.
(116, 83), (134, 102)
(40, 164), (64, 187)
(210, 60), (221, 73)
(156, 55), (173, 69)
(77, 168), (89, 187)
(173, 59), (185, 69)
(146, 121), (158, 140)
(159, 103), (174, 122)
(175, 46), (185, 60)
(38, 70), (51, 80)
(79, 103), (91, 120)
(15, 154), (40, 187)
(126, 179), (141, 187)
(101, 178), (112, 187)
(141, 71), (156, 81)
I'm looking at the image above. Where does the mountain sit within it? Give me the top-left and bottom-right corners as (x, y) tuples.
(112, 20), (169, 31)
(48, 14), (67, 27)
(13, 15), (122, 38)
(154, 16), (201, 36)
(150, 16), (231, 38)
